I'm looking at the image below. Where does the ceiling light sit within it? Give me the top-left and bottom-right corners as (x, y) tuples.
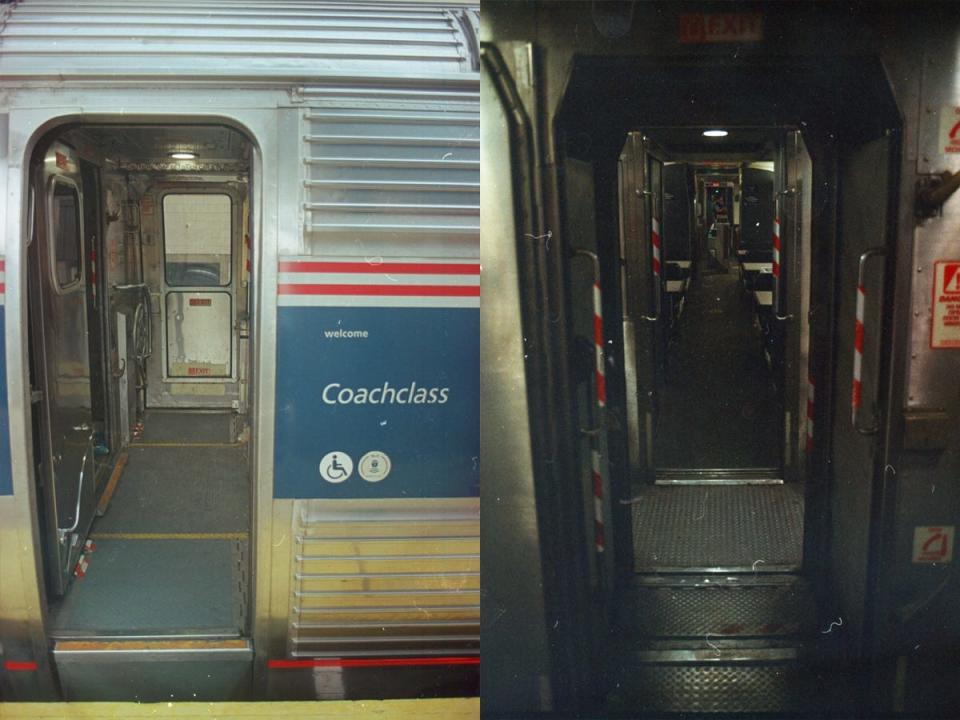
(702, 129), (729, 138)
(169, 151), (196, 160)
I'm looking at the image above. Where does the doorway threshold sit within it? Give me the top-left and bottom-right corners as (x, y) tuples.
(655, 467), (783, 485)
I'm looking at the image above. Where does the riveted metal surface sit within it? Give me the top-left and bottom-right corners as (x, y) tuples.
(630, 485), (804, 572)
(620, 580), (816, 638)
(610, 662), (803, 714)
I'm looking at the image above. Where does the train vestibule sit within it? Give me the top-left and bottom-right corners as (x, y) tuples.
(482, 3), (959, 715)
(27, 124), (255, 698)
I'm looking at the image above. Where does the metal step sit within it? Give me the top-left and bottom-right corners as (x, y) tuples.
(608, 655), (807, 715)
(630, 484), (804, 572)
(620, 578), (816, 639)
(53, 637), (253, 701)
(655, 467), (783, 485)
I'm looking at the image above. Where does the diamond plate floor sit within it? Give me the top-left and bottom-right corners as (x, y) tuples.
(607, 662), (806, 715)
(620, 579), (816, 638)
(631, 484), (804, 572)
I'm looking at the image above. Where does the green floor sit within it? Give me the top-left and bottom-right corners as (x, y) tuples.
(48, 410), (249, 636)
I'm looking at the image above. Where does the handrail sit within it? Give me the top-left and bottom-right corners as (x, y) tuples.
(852, 247), (887, 435)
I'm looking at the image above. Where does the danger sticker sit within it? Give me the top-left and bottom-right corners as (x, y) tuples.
(913, 526), (954, 563)
(941, 107), (960, 154)
(931, 260), (960, 348)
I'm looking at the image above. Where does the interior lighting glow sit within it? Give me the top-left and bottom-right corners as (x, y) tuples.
(702, 129), (729, 138)
(169, 151), (197, 160)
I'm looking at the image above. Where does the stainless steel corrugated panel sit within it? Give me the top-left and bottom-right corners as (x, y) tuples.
(302, 93), (480, 253)
(289, 500), (479, 658)
(0, 1), (477, 78)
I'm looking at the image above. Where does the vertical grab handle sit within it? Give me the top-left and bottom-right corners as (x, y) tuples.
(774, 189), (794, 321)
(573, 249), (606, 554)
(574, 249), (605, 436)
(852, 247), (887, 435)
(641, 190), (661, 322)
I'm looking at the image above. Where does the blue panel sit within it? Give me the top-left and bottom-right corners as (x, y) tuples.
(274, 307), (479, 498)
(0, 312), (11, 496)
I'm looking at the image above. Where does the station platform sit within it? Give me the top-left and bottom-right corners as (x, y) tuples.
(0, 698), (478, 720)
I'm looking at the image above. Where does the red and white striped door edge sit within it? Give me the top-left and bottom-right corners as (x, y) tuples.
(852, 282), (865, 424)
(277, 258), (480, 308)
(592, 448), (604, 553)
(772, 217), (781, 280)
(0, 259), (6, 305)
(651, 216), (662, 278)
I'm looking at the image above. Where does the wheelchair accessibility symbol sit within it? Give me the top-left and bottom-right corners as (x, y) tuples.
(319, 451), (353, 483)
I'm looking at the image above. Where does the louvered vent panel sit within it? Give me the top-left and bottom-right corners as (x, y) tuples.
(288, 500), (480, 658)
(302, 94), (480, 255)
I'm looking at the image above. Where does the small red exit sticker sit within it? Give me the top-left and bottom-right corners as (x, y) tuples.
(913, 526), (954, 563)
(189, 298), (212, 307)
(679, 13), (764, 44)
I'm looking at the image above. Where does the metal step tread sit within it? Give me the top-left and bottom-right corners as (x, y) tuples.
(630, 484), (803, 572)
(618, 578), (816, 639)
(607, 661), (809, 715)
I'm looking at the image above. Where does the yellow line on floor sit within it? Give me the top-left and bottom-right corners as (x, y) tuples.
(130, 441), (245, 448)
(0, 698), (479, 719)
(88, 532), (249, 541)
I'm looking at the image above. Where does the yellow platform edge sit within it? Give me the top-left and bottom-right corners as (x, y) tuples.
(0, 697), (479, 720)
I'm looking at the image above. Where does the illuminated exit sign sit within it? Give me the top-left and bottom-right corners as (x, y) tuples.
(679, 13), (764, 44)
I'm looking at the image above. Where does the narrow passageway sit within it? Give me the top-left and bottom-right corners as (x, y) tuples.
(655, 262), (781, 468)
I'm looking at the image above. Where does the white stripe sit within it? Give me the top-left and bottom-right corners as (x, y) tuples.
(594, 496), (604, 519)
(278, 295), (479, 308)
(278, 272), (479, 286)
(855, 286), (865, 322)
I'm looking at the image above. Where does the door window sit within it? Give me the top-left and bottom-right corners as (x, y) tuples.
(163, 194), (232, 287)
(51, 180), (82, 289)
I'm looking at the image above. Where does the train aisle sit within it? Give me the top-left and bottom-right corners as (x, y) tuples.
(655, 262), (781, 469)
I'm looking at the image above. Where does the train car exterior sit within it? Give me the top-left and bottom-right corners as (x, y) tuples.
(0, 0), (479, 702)
(482, 2), (960, 717)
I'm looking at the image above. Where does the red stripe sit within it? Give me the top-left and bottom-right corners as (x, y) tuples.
(807, 399), (815, 420)
(596, 371), (606, 405)
(4, 661), (38, 671)
(854, 319), (865, 353)
(268, 656), (479, 669)
(773, 234), (781, 250)
(858, 284), (866, 295)
(772, 261), (780, 278)
(595, 522), (605, 549)
(852, 379), (862, 408)
(246, 259), (252, 272)
(651, 232), (661, 248)
(593, 313), (603, 346)
(279, 261), (480, 275)
(652, 258), (661, 276)
(0, 283), (6, 294)
(0, 260), (6, 271)
(279, 284), (479, 297)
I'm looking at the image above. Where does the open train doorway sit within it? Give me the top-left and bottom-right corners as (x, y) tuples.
(482, 44), (901, 713)
(27, 123), (255, 698)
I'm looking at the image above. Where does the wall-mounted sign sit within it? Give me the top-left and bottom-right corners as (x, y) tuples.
(913, 526), (955, 563)
(931, 260), (960, 348)
(940, 106), (960, 154)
